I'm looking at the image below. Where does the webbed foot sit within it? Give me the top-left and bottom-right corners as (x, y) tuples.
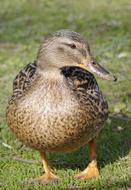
(75, 160), (100, 180)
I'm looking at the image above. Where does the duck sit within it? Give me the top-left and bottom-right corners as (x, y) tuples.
(6, 29), (117, 183)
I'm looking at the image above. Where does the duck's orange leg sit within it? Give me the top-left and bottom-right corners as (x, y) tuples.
(75, 139), (100, 180)
(32, 152), (60, 184)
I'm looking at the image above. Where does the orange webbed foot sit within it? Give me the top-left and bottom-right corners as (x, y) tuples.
(75, 160), (100, 180)
(30, 152), (61, 184)
(30, 172), (60, 184)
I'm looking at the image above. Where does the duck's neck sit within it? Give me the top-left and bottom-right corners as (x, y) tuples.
(37, 66), (64, 82)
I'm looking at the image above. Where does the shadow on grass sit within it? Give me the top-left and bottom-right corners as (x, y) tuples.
(49, 115), (131, 170)
(64, 179), (131, 190)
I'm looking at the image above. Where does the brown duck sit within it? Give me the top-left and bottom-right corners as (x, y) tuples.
(6, 30), (117, 183)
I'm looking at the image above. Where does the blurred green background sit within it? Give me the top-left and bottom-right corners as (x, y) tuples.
(0, 0), (131, 190)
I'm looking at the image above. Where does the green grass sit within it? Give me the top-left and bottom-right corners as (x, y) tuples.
(0, 0), (131, 189)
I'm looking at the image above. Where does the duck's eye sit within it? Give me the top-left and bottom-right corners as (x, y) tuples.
(70, 44), (77, 49)
(62, 42), (77, 49)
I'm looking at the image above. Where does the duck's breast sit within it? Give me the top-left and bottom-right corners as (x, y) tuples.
(7, 75), (105, 152)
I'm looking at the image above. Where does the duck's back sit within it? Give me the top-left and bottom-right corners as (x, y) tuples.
(7, 64), (108, 152)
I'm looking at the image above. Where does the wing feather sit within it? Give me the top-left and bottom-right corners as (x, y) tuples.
(9, 61), (37, 102)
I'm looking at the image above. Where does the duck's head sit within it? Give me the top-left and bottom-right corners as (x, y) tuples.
(37, 29), (117, 81)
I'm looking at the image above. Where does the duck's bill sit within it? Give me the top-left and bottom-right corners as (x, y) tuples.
(79, 61), (117, 81)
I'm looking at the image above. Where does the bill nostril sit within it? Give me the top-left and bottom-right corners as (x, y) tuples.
(114, 75), (117, 82)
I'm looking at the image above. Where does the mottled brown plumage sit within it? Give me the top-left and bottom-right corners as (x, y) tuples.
(6, 30), (116, 182)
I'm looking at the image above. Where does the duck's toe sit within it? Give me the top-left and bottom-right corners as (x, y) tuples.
(75, 160), (100, 180)
(29, 172), (60, 184)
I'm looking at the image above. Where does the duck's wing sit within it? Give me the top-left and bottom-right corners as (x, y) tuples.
(61, 66), (99, 92)
(61, 66), (108, 121)
(61, 66), (101, 104)
(10, 61), (37, 102)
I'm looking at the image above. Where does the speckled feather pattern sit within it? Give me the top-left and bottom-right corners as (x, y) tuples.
(6, 63), (108, 152)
